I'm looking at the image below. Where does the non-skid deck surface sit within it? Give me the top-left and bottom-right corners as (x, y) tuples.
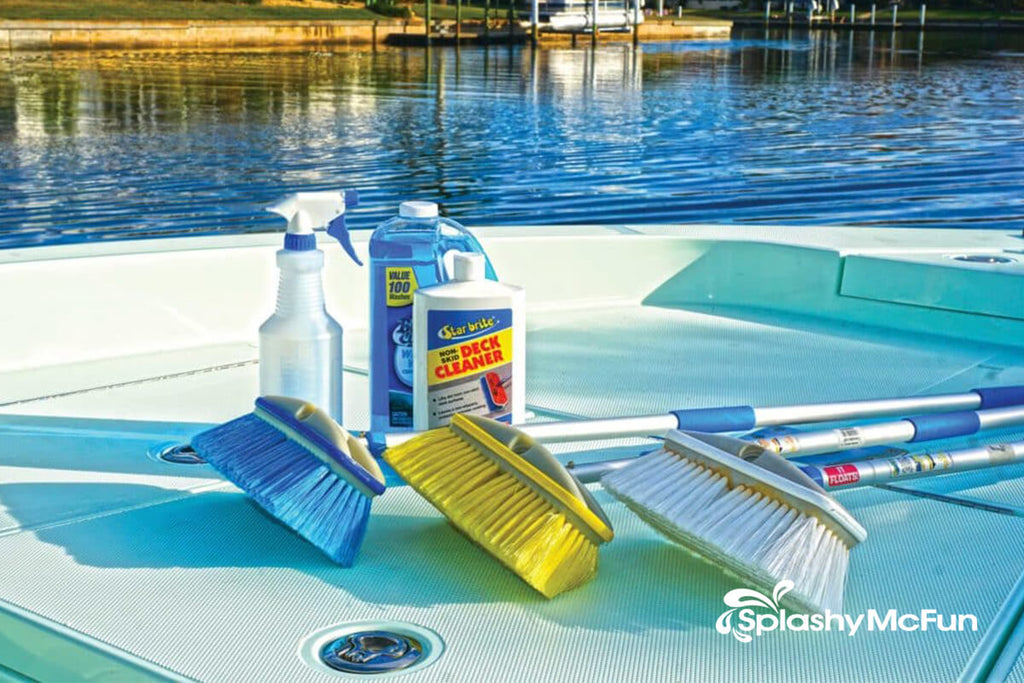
(2, 302), (1024, 681)
(0, 447), (1021, 683)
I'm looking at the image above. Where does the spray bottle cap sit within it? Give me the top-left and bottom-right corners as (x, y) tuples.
(399, 201), (439, 219)
(453, 252), (486, 281)
(266, 190), (362, 265)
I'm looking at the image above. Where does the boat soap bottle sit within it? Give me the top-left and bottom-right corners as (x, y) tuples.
(413, 252), (525, 430)
(260, 191), (361, 424)
(369, 201), (496, 432)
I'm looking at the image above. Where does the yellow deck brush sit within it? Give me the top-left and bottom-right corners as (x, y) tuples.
(384, 413), (614, 598)
(602, 430), (867, 613)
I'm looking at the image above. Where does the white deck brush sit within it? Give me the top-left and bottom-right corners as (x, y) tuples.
(602, 430), (867, 614)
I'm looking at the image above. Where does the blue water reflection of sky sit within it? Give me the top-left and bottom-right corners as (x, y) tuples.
(0, 29), (1022, 246)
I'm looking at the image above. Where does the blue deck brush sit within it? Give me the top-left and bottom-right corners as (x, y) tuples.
(190, 396), (386, 566)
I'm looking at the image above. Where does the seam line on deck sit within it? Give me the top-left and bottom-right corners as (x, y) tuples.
(0, 480), (233, 540)
(0, 359), (260, 407)
(874, 483), (1024, 517)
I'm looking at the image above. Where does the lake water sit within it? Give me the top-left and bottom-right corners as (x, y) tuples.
(1, 29), (1022, 246)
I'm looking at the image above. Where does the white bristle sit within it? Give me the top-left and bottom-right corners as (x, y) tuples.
(603, 446), (853, 614)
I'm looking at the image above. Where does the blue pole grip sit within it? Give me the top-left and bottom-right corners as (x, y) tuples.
(974, 386), (1024, 410)
(364, 432), (389, 459)
(797, 464), (826, 489)
(671, 405), (757, 433)
(907, 411), (981, 443)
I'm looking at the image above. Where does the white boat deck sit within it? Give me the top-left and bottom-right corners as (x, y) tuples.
(1, 224), (1023, 681)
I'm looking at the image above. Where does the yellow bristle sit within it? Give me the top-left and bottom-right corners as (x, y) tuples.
(385, 429), (601, 598)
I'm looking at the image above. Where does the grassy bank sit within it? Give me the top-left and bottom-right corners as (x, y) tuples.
(1, 0), (1019, 24)
(0, 0), (378, 21)
(408, 2), (488, 19)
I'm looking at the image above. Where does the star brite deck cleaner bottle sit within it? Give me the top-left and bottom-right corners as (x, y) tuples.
(369, 202), (496, 432)
(413, 252), (525, 430)
(260, 191), (361, 424)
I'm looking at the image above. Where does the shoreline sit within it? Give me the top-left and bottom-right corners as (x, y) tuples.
(1, 11), (1020, 52)
(0, 17), (732, 50)
(0, 17), (737, 50)
(0, 19), (410, 50)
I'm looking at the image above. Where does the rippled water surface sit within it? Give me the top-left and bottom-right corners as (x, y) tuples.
(1, 30), (1023, 245)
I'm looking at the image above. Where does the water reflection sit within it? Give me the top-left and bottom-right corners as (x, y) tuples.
(1, 30), (1022, 245)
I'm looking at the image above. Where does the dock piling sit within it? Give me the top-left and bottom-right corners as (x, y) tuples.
(765, 1), (771, 24)
(892, 4), (898, 27)
(484, 0), (490, 42)
(870, 3), (875, 25)
(456, 0), (462, 41)
(634, 0), (641, 45)
(425, 0), (432, 43)
(590, 0), (598, 47)
(919, 3), (926, 26)
(531, 0), (539, 45)
(850, 3), (855, 24)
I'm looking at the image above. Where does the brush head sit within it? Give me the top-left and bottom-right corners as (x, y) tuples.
(190, 396), (386, 566)
(384, 413), (614, 598)
(602, 430), (866, 614)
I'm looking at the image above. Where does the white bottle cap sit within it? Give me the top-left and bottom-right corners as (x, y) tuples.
(453, 252), (486, 281)
(399, 201), (439, 219)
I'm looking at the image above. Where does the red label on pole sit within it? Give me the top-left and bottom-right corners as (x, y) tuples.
(823, 464), (861, 488)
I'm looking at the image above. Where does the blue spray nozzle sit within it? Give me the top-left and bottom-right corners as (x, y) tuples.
(328, 213), (363, 266)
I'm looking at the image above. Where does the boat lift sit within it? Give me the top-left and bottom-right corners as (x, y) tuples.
(539, 0), (643, 32)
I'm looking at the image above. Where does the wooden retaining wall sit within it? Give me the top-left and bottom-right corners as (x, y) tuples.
(0, 19), (412, 50)
(0, 18), (732, 50)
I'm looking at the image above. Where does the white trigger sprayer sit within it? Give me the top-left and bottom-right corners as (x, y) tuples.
(259, 190), (361, 423)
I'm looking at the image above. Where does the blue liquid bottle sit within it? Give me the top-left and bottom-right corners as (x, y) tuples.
(369, 201), (496, 433)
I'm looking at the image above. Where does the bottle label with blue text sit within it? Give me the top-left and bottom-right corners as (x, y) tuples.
(426, 307), (513, 428)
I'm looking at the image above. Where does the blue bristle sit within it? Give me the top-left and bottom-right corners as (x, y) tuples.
(190, 412), (372, 566)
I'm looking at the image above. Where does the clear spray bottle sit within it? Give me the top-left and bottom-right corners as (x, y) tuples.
(260, 191), (361, 424)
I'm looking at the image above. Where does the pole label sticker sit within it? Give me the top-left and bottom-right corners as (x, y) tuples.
(822, 464), (861, 488)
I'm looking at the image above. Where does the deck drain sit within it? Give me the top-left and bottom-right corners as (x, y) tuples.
(299, 622), (443, 678)
(951, 254), (1016, 264)
(150, 442), (206, 465)
(321, 632), (423, 674)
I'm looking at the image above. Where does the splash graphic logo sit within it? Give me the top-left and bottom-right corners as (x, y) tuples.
(716, 580), (795, 643)
(715, 580), (978, 643)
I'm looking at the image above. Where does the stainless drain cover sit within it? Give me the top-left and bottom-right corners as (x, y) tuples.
(952, 254), (1015, 264)
(299, 621), (444, 678)
(153, 443), (206, 465)
(321, 631), (423, 674)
